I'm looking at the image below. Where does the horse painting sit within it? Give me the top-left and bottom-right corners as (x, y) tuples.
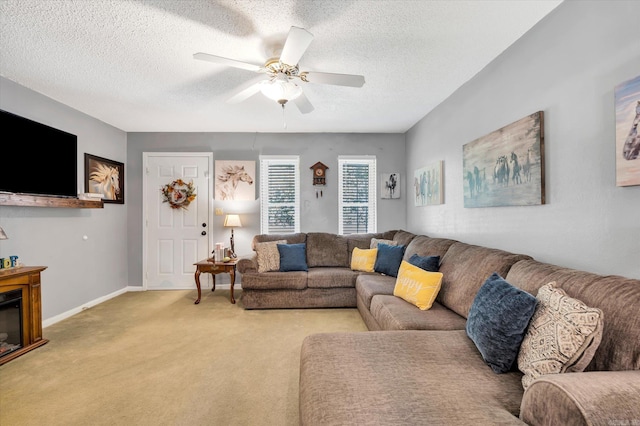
(89, 163), (120, 200)
(414, 161), (443, 206)
(382, 173), (399, 199)
(463, 111), (544, 207)
(622, 100), (640, 161)
(216, 164), (254, 200)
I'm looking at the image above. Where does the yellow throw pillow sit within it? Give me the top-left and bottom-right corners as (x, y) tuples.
(393, 260), (443, 310)
(351, 247), (378, 272)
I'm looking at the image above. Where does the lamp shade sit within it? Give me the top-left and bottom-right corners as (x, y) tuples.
(224, 214), (242, 228)
(0, 227), (7, 240)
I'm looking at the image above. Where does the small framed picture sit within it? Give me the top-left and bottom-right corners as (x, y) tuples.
(85, 153), (124, 204)
(381, 173), (400, 199)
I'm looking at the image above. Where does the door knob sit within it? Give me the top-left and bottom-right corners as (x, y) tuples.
(201, 231), (206, 236)
(202, 223), (207, 227)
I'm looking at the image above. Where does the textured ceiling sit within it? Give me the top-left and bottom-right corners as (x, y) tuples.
(0, 0), (563, 133)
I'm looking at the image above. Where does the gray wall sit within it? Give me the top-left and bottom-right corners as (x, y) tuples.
(406, 0), (640, 280)
(0, 77), (129, 320)
(127, 132), (406, 286)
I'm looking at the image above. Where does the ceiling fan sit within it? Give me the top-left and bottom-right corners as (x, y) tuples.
(193, 26), (365, 114)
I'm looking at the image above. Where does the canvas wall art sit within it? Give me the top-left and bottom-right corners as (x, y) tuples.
(215, 160), (255, 200)
(462, 111), (545, 208)
(85, 153), (124, 204)
(381, 173), (400, 199)
(615, 74), (640, 187)
(413, 161), (443, 206)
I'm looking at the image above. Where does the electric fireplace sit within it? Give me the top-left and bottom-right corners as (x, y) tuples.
(0, 266), (48, 365)
(0, 289), (23, 358)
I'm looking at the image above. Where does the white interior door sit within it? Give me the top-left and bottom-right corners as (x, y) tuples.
(143, 153), (212, 289)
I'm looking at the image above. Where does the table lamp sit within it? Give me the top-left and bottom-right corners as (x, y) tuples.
(223, 214), (242, 258)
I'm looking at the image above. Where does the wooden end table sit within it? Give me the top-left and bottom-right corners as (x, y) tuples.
(193, 258), (238, 305)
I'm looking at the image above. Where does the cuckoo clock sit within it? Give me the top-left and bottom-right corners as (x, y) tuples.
(310, 162), (328, 186)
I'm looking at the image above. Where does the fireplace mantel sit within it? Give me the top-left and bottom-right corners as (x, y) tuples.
(0, 266), (48, 365)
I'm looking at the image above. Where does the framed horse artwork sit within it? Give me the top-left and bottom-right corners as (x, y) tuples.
(413, 161), (443, 206)
(84, 153), (125, 204)
(615, 74), (640, 187)
(215, 160), (256, 201)
(462, 111), (545, 208)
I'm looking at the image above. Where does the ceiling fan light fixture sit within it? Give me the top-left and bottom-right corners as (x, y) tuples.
(260, 73), (302, 104)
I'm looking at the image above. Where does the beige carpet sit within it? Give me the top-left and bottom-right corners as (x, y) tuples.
(0, 289), (367, 426)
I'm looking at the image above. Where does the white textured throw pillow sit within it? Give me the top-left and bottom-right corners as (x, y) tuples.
(517, 282), (603, 390)
(255, 240), (287, 273)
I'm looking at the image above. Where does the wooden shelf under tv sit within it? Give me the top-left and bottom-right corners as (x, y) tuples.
(0, 193), (104, 208)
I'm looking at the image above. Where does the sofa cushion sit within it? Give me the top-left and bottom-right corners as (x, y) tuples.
(393, 260), (443, 310)
(355, 274), (396, 310)
(518, 282), (603, 390)
(240, 271), (307, 290)
(391, 229), (417, 246)
(350, 247), (377, 272)
(251, 233), (306, 250)
(306, 232), (349, 267)
(505, 259), (640, 372)
(438, 242), (533, 318)
(466, 273), (538, 374)
(370, 238), (397, 249)
(277, 243), (308, 272)
(307, 268), (361, 289)
(370, 295), (467, 330)
(403, 235), (458, 261)
(300, 330), (526, 425)
(255, 239), (287, 273)
(408, 253), (440, 272)
(374, 243), (406, 277)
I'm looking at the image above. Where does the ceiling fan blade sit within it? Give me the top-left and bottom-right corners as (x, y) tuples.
(293, 91), (314, 114)
(226, 75), (268, 104)
(302, 71), (365, 88)
(193, 52), (262, 73)
(279, 26), (314, 66)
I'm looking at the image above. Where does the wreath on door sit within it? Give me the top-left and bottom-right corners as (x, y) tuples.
(161, 179), (196, 210)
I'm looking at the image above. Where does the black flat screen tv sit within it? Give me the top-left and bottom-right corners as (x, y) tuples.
(0, 109), (78, 198)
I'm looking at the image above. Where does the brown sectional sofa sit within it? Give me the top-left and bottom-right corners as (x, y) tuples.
(237, 230), (640, 425)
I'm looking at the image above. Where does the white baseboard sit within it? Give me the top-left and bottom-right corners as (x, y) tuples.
(43, 286), (143, 328)
(42, 285), (241, 328)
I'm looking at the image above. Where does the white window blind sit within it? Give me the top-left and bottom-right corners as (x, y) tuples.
(338, 156), (377, 235)
(260, 156), (300, 234)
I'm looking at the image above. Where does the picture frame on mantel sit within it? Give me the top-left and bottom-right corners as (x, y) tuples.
(614, 74), (640, 187)
(84, 153), (125, 204)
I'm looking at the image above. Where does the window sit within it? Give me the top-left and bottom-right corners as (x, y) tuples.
(260, 156), (300, 234)
(338, 156), (376, 235)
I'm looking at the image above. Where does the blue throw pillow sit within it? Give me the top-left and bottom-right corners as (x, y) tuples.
(373, 243), (406, 277)
(466, 272), (538, 374)
(277, 243), (308, 272)
(408, 254), (440, 272)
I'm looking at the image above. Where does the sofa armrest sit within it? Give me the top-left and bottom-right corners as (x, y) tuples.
(237, 255), (257, 274)
(520, 371), (640, 426)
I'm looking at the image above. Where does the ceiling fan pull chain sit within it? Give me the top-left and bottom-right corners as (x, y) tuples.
(282, 103), (287, 129)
